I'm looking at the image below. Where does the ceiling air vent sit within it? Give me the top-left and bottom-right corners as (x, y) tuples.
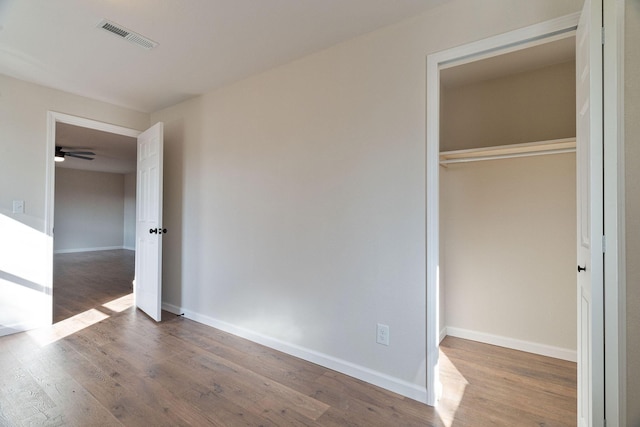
(97, 19), (158, 50)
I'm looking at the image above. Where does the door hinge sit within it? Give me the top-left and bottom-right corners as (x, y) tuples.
(602, 27), (605, 45)
(602, 235), (607, 253)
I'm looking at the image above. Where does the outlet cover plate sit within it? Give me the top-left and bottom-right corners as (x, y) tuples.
(376, 323), (389, 346)
(12, 200), (24, 214)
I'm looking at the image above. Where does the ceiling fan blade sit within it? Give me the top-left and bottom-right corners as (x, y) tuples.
(59, 146), (93, 151)
(66, 153), (94, 160)
(66, 151), (95, 155)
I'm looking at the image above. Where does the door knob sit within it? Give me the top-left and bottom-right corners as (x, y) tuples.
(149, 228), (158, 234)
(577, 265), (587, 272)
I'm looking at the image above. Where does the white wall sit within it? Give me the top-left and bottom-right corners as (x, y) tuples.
(0, 73), (149, 334)
(151, 0), (583, 399)
(54, 168), (125, 253)
(123, 172), (136, 250)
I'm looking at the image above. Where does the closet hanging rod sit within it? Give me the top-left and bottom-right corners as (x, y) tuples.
(439, 137), (576, 166)
(440, 147), (576, 165)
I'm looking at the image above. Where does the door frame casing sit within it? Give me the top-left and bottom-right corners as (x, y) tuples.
(45, 112), (141, 322)
(45, 112), (142, 236)
(426, 11), (602, 407)
(602, 0), (625, 425)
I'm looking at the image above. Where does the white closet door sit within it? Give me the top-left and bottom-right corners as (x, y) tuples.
(576, 0), (604, 425)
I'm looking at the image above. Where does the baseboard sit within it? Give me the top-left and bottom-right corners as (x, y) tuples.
(161, 302), (427, 403)
(122, 246), (135, 251)
(162, 302), (182, 315)
(444, 326), (577, 362)
(439, 327), (447, 343)
(54, 246), (125, 254)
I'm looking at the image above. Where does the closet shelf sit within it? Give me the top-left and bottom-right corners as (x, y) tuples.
(439, 137), (576, 166)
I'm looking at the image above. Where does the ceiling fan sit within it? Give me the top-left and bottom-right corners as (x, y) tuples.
(55, 146), (95, 162)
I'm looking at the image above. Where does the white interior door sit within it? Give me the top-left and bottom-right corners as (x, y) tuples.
(576, 0), (604, 425)
(135, 122), (164, 322)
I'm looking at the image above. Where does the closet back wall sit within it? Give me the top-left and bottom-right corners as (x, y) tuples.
(440, 60), (577, 358)
(441, 60), (576, 150)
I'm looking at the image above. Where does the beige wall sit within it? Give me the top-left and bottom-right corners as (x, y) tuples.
(151, 0), (583, 395)
(441, 154), (576, 352)
(441, 60), (576, 151)
(625, 0), (640, 424)
(54, 168), (125, 253)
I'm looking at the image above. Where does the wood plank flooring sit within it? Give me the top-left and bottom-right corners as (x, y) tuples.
(53, 250), (134, 323)
(437, 337), (576, 426)
(0, 250), (576, 426)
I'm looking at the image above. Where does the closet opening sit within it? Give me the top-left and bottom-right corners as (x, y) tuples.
(430, 30), (579, 421)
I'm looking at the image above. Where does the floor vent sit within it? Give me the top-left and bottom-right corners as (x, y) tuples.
(97, 19), (158, 50)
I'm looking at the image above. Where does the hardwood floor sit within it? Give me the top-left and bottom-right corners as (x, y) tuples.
(437, 337), (576, 426)
(54, 250), (134, 323)
(0, 250), (576, 426)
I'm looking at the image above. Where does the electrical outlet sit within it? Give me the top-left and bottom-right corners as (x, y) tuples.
(12, 200), (24, 214)
(376, 323), (389, 346)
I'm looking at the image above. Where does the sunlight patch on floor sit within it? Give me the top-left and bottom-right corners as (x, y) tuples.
(436, 350), (469, 427)
(27, 293), (134, 346)
(28, 308), (109, 346)
(102, 293), (134, 312)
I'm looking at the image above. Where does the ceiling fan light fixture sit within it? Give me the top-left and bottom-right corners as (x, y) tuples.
(55, 146), (95, 161)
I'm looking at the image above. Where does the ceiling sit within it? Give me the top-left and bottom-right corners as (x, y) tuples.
(3, 1), (574, 174)
(55, 123), (136, 174)
(0, 0), (447, 113)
